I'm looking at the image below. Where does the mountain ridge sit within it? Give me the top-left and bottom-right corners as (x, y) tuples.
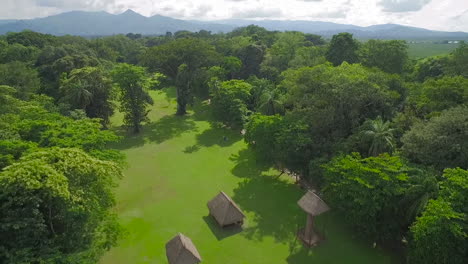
(0, 10), (467, 40)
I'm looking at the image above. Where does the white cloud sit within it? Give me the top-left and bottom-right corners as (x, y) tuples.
(378, 0), (432, 12)
(0, 0), (465, 32)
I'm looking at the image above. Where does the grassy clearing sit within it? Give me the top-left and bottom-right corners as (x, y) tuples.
(408, 43), (458, 58)
(100, 88), (398, 264)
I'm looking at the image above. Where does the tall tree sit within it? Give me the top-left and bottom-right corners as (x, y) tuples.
(323, 153), (412, 241)
(0, 61), (40, 100)
(360, 117), (395, 156)
(111, 64), (153, 133)
(409, 168), (468, 264)
(0, 148), (122, 264)
(60, 67), (115, 126)
(211, 80), (252, 127)
(326, 33), (359, 66)
(359, 39), (408, 74)
(141, 38), (220, 113)
(402, 106), (468, 170)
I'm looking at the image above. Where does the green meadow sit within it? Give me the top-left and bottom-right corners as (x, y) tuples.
(100, 88), (398, 264)
(407, 42), (459, 58)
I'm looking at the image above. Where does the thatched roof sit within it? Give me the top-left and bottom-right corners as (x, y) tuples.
(207, 191), (245, 226)
(297, 191), (330, 216)
(165, 233), (202, 264)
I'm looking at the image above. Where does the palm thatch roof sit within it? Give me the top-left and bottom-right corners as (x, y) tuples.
(207, 191), (245, 227)
(165, 233), (202, 264)
(297, 191), (330, 216)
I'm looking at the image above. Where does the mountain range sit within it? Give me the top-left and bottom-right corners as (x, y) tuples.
(0, 10), (467, 41)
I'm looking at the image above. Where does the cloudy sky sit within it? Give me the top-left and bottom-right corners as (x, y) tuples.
(1, 0), (467, 31)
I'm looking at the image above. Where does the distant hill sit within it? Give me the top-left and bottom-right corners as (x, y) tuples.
(1, 10), (467, 41)
(0, 10), (234, 36)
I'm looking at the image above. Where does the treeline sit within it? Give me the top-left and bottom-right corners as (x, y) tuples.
(0, 27), (466, 263)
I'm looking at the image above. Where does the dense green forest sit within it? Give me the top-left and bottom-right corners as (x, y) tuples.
(0, 28), (467, 263)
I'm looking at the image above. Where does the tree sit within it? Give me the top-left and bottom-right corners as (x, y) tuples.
(6, 30), (57, 48)
(222, 56), (242, 79)
(412, 55), (450, 82)
(448, 41), (468, 77)
(289, 46), (327, 68)
(260, 31), (306, 72)
(359, 39), (408, 74)
(0, 43), (39, 63)
(360, 117), (395, 156)
(410, 76), (468, 116)
(211, 80), (252, 127)
(111, 64), (153, 133)
(322, 153), (412, 240)
(408, 168), (468, 264)
(141, 38), (220, 113)
(281, 63), (402, 158)
(0, 61), (40, 100)
(245, 113), (312, 173)
(325, 33), (359, 66)
(60, 67), (115, 126)
(175, 64), (193, 115)
(402, 106), (468, 170)
(257, 88), (285, 116)
(0, 148), (122, 263)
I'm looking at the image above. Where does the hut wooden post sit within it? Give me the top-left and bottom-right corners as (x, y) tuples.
(297, 191), (330, 247)
(304, 213), (314, 241)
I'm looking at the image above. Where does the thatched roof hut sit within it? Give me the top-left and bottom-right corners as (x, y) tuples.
(165, 233), (202, 264)
(297, 191), (330, 216)
(207, 191), (245, 227)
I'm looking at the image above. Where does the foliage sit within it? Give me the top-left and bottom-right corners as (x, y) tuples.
(111, 64), (153, 133)
(448, 41), (468, 77)
(359, 39), (408, 74)
(211, 80), (252, 127)
(260, 31), (306, 73)
(0, 43), (39, 63)
(402, 106), (468, 170)
(0, 61), (41, 100)
(412, 55), (450, 82)
(325, 33), (359, 66)
(289, 46), (327, 68)
(245, 113), (312, 173)
(360, 117), (395, 156)
(409, 76), (468, 116)
(0, 148), (122, 264)
(322, 153), (412, 240)
(60, 67), (115, 125)
(281, 63), (402, 158)
(409, 168), (468, 264)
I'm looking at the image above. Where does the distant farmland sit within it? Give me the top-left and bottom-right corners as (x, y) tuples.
(407, 43), (459, 58)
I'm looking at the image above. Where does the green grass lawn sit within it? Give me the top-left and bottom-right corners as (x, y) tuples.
(100, 88), (398, 264)
(408, 43), (458, 58)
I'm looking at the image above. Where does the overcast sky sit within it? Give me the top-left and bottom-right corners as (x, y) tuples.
(1, 0), (467, 31)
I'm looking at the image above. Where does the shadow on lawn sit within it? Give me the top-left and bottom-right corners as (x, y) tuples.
(112, 114), (197, 150)
(229, 149), (272, 178)
(202, 216), (243, 241)
(232, 174), (304, 243)
(181, 100), (243, 152)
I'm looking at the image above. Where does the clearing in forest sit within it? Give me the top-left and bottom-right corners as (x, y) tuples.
(100, 88), (397, 264)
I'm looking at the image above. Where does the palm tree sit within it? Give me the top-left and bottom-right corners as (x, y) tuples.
(361, 116), (395, 156)
(399, 173), (438, 226)
(257, 89), (284, 116)
(61, 80), (93, 110)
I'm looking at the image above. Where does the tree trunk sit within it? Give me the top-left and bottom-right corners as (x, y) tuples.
(176, 102), (186, 115)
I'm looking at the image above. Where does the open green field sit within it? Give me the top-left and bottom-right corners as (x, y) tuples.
(408, 43), (459, 58)
(100, 88), (398, 264)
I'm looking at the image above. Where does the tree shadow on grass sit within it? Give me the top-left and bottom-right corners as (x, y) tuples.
(202, 216), (243, 241)
(111, 114), (197, 150)
(232, 174), (303, 243)
(229, 148), (272, 178)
